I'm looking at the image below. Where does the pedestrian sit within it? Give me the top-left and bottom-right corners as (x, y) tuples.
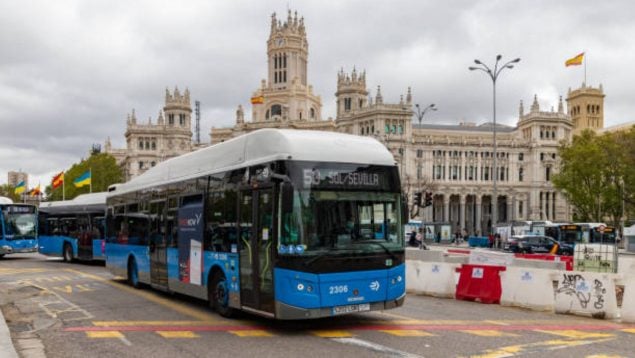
(408, 229), (418, 247)
(416, 229), (427, 250)
(435, 231), (441, 243)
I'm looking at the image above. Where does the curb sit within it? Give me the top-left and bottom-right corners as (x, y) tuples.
(0, 308), (18, 358)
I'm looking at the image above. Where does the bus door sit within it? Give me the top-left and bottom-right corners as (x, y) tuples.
(77, 214), (92, 258)
(150, 214), (168, 287)
(239, 188), (275, 313)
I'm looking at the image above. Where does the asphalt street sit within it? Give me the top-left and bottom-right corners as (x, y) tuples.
(1, 253), (634, 358)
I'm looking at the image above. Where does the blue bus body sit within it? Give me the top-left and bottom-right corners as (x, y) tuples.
(0, 201), (38, 257)
(38, 193), (107, 261)
(105, 129), (406, 319)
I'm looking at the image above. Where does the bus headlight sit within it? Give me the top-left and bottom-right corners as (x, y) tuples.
(306, 285), (313, 293)
(297, 283), (305, 291)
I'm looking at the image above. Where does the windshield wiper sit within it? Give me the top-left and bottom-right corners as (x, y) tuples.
(304, 247), (345, 266)
(354, 240), (399, 261)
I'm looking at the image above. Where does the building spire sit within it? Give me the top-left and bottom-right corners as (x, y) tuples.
(406, 87), (412, 105)
(375, 85), (383, 104)
(530, 94), (539, 112)
(519, 100), (524, 117)
(558, 95), (564, 113)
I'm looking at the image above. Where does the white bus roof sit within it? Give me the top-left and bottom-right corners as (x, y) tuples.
(39, 192), (108, 214)
(0, 197), (14, 205)
(111, 129), (397, 196)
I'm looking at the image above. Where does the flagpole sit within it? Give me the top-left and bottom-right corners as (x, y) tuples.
(90, 168), (92, 193)
(62, 174), (65, 201)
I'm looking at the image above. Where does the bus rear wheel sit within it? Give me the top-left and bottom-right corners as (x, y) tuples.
(63, 243), (73, 262)
(210, 271), (234, 318)
(127, 258), (140, 289)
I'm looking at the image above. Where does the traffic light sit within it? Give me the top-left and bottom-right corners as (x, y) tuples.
(413, 192), (422, 207)
(424, 192), (433, 207)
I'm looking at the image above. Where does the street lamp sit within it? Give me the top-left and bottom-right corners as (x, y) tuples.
(414, 103), (437, 126)
(469, 55), (520, 233)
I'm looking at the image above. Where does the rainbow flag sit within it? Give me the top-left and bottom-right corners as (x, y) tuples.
(52, 172), (64, 189)
(565, 52), (584, 67)
(73, 170), (91, 188)
(14, 181), (26, 195)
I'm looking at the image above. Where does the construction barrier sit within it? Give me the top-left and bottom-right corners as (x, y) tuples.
(620, 264), (635, 323)
(512, 257), (566, 271)
(405, 260), (424, 293)
(455, 264), (506, 304)
(406, 261), (458, 298)
(468, 236), (490, 248)
(500, 267), (559, 311)
(514, 253), (574, 271)
(553, 271), (621, 319)
(469, 249), (515, 266)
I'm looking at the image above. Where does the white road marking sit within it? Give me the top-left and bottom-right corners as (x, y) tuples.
(331, 337), (424, 358)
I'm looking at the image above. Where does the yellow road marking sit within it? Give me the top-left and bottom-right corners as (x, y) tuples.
(380, 330), (435, 337)
(0, 268), (46, 276)
(586, 355), (626, 358)
(537, 330), (614, 339)
(229, 330), (273, 337)
(64, 269), (227, 323)
(621, 328), (635, 334)
(312, 330), (354, 338)
(156, 331), (199, 338)
(93, 321), (217, 327)
(86, 331), (124, 338)
(469, 338), (615, 358)
(461, 330), (519, 337)
(483, 320), (511, 326)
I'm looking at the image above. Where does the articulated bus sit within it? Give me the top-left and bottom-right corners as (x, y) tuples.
(38, 192), (108, 262)
(0, 197), (38, 257)
(545, 223), (583, 245)
(575, 223), (617, 244)
(105, 129), (406, 319)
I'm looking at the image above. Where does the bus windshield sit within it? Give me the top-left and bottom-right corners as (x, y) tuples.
(280, 190), (403, 254)
(4, 212), (37, 238)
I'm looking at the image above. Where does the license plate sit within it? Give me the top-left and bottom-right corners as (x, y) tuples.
(504, 244), (510, 249)
(333, 303), (370, 315)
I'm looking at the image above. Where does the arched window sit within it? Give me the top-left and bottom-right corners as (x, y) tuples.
(265, 110), (270, 120)
(270, 104), (282, 117)
(310, 108), (315, 119)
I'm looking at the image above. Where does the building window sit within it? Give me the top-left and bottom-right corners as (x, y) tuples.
(270, 104), (282, 117)
(545, 167), (551, 181)
(417, 165), (422, 179)
(168, 114), (174, 125)
(179, 114), (185, 126)
(138, 140), (143, 150)
(344, 98), (351, 112)
(151, 141), (156, 150)
(310, 108), (315, 119)
(519, 167), (524, 182)
(416, 149), (423, 158)
(151, 161), (156, 167)
(518, 153), (524, 161)
(518, 201), (523, 216)
(138, 161), (144, 170)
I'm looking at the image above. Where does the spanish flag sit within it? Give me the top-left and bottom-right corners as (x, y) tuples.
(29, 185), (41, 197)
(14, 181), (26, 195)
(73, 170), (91, 188)
(52, 172), (64, 189)
(250, 96), (264, 104)
(565, 52), (584, 67)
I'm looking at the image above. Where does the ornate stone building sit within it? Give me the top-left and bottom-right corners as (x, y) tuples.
(109, 10), (611, 234)
(206, 9), (610, 234)
(106, 87), (194, 181)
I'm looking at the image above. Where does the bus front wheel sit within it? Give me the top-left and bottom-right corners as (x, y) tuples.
(210, 271), (234, 318)
(63, 243), (73, 262)
(127, 258), (140, 289)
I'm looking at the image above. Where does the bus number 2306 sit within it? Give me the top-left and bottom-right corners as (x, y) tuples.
(329, 285), (349, 294)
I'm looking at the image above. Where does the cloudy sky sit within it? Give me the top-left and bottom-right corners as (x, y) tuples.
(2, 0), (634, 188)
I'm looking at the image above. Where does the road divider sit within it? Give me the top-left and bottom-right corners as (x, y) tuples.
(406, 261), (459, 298)
(554, 271), (621, 319)
(500, 267), (559, 311)
(455, 264), (506, 304)
(619, 264), (635, 323)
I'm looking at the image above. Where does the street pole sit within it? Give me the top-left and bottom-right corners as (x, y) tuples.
(469, 55), (520, 234)
(414, 103), (437, 222)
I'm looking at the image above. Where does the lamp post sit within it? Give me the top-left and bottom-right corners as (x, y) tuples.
(469, 55), (520, 234)
(415, 103), (437, 126)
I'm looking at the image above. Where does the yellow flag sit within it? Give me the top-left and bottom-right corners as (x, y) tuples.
(565, 52), (584, 67)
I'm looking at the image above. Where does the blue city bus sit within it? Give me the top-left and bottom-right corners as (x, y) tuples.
(105, 129), (406, 319)
(0, 197), (38, 257)
(38, 192), (107, 262)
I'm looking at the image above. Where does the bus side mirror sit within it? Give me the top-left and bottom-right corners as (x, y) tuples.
(281, 183), (294, 214)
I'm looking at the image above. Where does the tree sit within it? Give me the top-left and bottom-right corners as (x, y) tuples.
(553, 128), (633, 226)
(45, 152), (123, 201)
(0, 184), (20, 202)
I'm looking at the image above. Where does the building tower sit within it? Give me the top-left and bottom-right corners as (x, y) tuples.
(335, 68), (368, 118)
(250, 10), (322, 123)
(566, 83), (605, 134)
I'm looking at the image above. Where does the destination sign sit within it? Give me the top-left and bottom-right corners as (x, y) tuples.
(560, 225), (580, 230)
(303, 168), (383, 189)
(2, 206), (35, 214)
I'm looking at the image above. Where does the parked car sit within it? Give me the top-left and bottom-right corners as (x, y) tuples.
(504, 235), (573, 256)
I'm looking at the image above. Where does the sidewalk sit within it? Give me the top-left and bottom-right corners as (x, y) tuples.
(0, 308), (18, 358)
